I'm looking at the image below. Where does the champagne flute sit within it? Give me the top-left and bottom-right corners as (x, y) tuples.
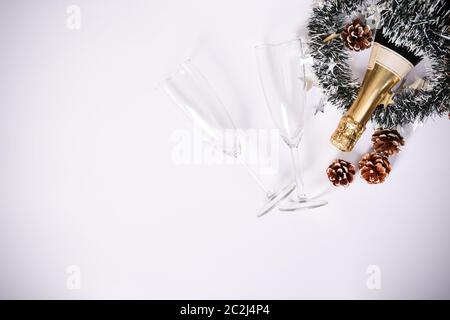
(159, 60), (295, 217)
(255, 39), (327, 211)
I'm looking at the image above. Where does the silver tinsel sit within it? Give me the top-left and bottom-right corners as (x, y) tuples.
(307, 0), (450, 128)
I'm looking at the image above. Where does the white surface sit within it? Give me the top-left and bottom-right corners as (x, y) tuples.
(0, 0), (449, 299)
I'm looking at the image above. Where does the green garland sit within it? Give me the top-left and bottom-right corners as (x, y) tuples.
(307, 0), (449, 128)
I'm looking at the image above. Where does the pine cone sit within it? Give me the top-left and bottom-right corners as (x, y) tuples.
(340, 19), (373, 51)
(371, 129), (405, 156)
(326, 159), (356, 187)
(359, 152), (392, 184)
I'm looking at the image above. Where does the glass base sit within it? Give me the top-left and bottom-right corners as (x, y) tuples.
(257, 182), (296, 218)
(278, 197), (328, 212)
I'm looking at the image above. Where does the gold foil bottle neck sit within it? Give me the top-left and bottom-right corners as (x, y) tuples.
(330, 40), (416, 152)
(330, 115), (366, 152)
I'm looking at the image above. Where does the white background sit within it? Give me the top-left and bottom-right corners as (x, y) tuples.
(0, 0), (449, 299)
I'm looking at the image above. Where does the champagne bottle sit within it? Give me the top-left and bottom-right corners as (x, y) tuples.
(330, 28), (422, 152)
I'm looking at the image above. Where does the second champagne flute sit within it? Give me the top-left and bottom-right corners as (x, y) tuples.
(255, 39), (327, 211)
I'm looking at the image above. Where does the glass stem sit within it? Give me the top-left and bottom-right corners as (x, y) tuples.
(289, 146), (306, 200)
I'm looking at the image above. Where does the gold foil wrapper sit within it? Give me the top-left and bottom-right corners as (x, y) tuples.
(330, 115), (365, 152)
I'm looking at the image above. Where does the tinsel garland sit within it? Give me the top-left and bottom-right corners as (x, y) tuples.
(307, 0), (450, 128)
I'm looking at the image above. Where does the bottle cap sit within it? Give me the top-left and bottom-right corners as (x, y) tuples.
(330, 115), (366, 152)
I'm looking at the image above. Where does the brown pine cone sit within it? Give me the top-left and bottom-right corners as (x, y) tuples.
(326, 159), (356, 187)
(340, 18), (373, 51)
(371, 128), (405, 156)
(359, 152), (392, 184)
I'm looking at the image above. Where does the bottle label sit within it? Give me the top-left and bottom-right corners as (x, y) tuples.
(367, 43), (378, 70)
(371, 43), (413, 79)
